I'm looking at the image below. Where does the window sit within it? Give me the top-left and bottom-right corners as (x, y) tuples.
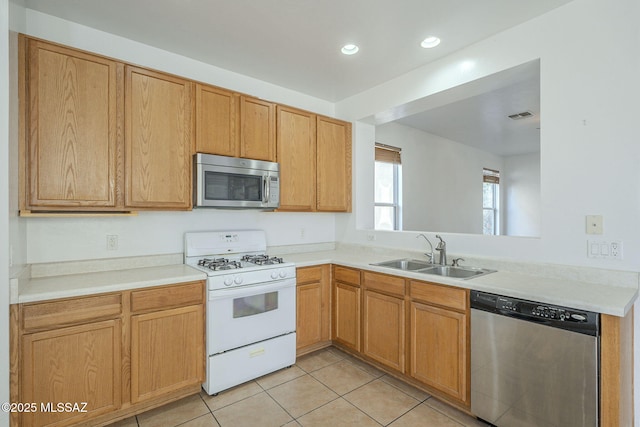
(374, 143), (402, 230)
(483, 168), (500, 235)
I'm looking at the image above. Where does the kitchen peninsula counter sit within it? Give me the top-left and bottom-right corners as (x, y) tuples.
(277, 245), (638, 317)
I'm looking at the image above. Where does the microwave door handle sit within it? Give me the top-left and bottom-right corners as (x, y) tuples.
(263, 175), (270, 203)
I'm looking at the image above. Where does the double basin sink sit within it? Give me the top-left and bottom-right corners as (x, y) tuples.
(372, 258), (496, 279)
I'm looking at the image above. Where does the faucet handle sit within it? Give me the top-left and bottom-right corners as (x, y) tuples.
(452, 258), (465, 267)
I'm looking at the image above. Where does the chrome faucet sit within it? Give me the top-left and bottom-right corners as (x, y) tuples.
(435, 235), (447, 265)
(416, 234), (435, 264)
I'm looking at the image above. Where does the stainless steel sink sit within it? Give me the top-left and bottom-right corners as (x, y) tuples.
(418, 265), (496, 279)
(371, 258), (496, 279)
(372, 259), (434, 271)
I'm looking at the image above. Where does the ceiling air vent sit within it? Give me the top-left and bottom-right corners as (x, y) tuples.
(508, 111), (534, 120)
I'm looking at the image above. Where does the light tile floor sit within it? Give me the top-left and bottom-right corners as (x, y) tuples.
(108, 347), (488, 427)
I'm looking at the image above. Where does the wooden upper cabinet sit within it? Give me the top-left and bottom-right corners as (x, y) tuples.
(239, 96), (276, 162)
(195, 84), (239, 156)
(125, 66), (192, 209)
(316, 116), (352, 212)
(277, 106), (317, 211)
(25, 38), (123, 209)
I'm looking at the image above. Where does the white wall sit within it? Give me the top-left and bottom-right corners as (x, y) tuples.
(26, 211), (336, 263)
(503, 153), (540, 237)
(336, 0), (640, 273)
(17, 8), (340, 264)
(376, 122), (503, 234)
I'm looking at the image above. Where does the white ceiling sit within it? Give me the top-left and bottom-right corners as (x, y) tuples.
(395, 60), (540, 156)
(22, 0), (571, 102)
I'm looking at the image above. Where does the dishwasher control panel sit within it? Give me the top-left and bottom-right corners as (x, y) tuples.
(471, 290), (599, 336)
(497, 298), (588, 322)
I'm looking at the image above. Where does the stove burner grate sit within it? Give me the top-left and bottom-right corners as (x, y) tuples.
(241, 254), (284, 265)
(198, 258), (243, 271)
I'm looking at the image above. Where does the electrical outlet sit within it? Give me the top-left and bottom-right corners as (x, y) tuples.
(610, 241), (623, 259)
(300, 228), (305, 239)
(106, 234), (119, 251)
(366, 233), (376, 241)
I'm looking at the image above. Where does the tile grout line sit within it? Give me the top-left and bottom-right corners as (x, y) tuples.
(196, 393), (222, 427)
(136, 347), (472, 427)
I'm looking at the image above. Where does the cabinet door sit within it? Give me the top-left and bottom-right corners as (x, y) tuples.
(277, 106), (317, 211)
(21, 320), (122, 427)
(195, 84), (238, 156)
(125, 66), (192, 209)
(239, 96), (276, 161)
(296, 266), (330, 352)
(333, 281), (360, 351)
(316, 116), (351, 212)
(363, 289), (405, 372)
(409, 301), (468, 404)
(26, 39), (123, 209)
(131, 305), (204, 403)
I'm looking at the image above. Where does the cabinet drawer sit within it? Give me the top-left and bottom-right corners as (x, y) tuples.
(334, 266), (360, 286)
(363, 271), (405, 297)
(131, 281), (204, 313)
(22, 293), (122, 332)
(409, 280), (468, 312)
(297, 266), (324, 284)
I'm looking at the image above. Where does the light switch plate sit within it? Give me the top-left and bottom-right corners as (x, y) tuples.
(586, 215), (603, 234)
(587, 239), (623, 259)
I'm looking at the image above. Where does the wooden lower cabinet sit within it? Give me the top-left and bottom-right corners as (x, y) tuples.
(296, 265), (331, 355)
(11, 280), (205, 427)
(409, 301), (467, 403)
(332, 266), (361, 352)
(21, 320), (122, 427)
(330, 268), (469, 408)
(362, 289), (405, 372)
(408, 280), (469, 406)
(361, 271), (406, 373)
(131, 305), (204, 403)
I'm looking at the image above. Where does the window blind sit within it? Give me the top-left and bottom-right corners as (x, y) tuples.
(375, 143), (401, 164)
(483, 168), (500, 184)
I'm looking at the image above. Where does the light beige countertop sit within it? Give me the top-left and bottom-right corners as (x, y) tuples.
(17, 264), (206, 304)
(14, 245), (638, 316)
(276, 246), (639, 317)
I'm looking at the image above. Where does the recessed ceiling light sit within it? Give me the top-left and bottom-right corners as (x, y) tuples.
(420, 36), (441, 49)
(341, 44), (359, 55)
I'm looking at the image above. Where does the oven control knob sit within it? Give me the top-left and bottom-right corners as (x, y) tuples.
(234, 276), (243, 285)
(271, 271), (279, 279)
(223, 276), (233, 286)
(279, 270), (287, 278)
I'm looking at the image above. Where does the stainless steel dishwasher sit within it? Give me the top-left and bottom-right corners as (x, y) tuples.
(470, 290), (599, 427)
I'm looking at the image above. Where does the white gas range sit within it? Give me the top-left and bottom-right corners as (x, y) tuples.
(184, 230), (296, 395)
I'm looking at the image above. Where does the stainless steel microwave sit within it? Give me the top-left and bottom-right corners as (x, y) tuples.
(194, 153), (280, 209)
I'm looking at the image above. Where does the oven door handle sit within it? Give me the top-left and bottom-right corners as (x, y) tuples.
(208, 279), (295, 301)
